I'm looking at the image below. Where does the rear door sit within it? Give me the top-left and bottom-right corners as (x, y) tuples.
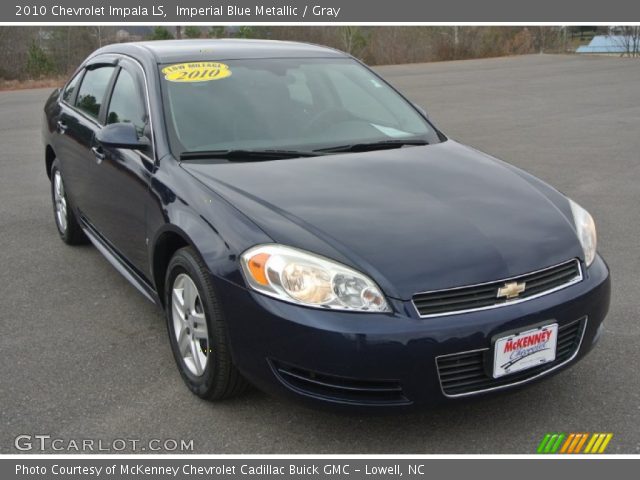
(56, 59), (117, 222)
(52, 69), (83, 204)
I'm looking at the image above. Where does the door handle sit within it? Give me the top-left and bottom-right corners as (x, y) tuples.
(91, 146), (106, 162)
(56, 120), (67, 134)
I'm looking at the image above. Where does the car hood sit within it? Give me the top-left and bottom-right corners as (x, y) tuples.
(181, 140), (582, 300)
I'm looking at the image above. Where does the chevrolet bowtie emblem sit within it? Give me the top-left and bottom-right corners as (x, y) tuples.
(497, 281), (526, 299)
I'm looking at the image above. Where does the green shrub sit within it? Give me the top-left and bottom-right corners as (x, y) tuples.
(26, 42), (55, 78)
(149, 26), (173, 40)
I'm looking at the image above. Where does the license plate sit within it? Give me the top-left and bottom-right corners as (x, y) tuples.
(493, 323), (558, 378)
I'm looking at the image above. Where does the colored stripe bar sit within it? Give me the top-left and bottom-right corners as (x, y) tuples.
(550, 433), (565, 453)
(573, 433), (589, 453)
(567, 433), (583, 453)
(584, 433), (614, 453)
(560, 434), (575, 453)
(544, 434), (559, 453)
(539, 432), (613, 454)
(537, 433), (613, 454)
(598, 434), (613, 453)
(590, 434), (606, 453)
(537, 434), (552, 453)
(584, 434), (598, 453)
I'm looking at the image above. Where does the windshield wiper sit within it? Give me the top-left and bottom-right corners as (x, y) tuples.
(180, 149), (323, 161)
(315, 139), (429, 153)
(180, 140), (428, 161)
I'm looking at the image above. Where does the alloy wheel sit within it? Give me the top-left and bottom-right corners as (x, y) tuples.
(53, 170), (68, 233)
(171, 273), (210, 376)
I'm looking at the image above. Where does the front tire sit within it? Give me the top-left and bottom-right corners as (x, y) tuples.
(165, 247), (249, 400)
(50, 159), (87, 245)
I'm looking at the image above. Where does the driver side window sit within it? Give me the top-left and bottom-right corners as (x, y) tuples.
(75, 66), (115, 119)
(106, 68), (147, 136)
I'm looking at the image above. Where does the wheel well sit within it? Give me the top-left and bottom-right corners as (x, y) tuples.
(153, 231), (189, 307)
(45, 145), (56, 179)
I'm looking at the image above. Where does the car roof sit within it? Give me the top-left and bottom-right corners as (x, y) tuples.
(94, 39), (348, 63)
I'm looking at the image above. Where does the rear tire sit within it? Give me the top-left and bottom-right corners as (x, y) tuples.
(50, 159), (88, 245)
(165, 247), (249, 400)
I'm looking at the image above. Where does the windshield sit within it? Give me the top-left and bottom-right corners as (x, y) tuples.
(159, 57), (442, 156)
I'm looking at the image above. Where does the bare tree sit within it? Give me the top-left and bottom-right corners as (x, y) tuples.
(339, 27), (368, 59)
(1, 25), (610, 82)
(613, 26), (640, 57)
(534, 27), (563, 54)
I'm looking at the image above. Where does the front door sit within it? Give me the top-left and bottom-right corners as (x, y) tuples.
(88, 59), (154, 278)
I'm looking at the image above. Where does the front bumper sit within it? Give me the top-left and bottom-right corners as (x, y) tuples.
(216, 255), (610, 409)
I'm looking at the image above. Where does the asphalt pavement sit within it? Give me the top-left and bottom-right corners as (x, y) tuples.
(0, 54), (638, 454)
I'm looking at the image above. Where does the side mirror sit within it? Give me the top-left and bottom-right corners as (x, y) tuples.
(96, 122), (148, 149)
(413, 103), (429, 119)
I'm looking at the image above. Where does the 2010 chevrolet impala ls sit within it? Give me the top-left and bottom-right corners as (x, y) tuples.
(42, 40), (610, 409)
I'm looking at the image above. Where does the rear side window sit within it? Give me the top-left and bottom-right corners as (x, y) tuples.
(106, 69), (146, 135)
(75, 66), (115, 119)
(62, 71), (82, 104)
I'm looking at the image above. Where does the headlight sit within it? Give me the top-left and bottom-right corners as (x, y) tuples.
(240, 244), (390, 312)
(569, 199), (597, 267)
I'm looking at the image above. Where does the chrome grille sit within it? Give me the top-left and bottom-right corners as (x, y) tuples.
(413, 259), (582, 317)
(436, 317), (587, 397)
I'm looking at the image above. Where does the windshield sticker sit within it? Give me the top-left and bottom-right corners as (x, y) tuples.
(162, 62), (231, 83)
(370, 124), (414, 138)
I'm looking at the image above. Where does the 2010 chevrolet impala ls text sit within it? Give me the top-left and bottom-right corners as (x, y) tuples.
(42, 40), (610, 409)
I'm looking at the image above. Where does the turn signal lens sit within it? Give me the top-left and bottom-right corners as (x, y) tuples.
(247, 252), (270, 286)
(241, 245), (390, 313)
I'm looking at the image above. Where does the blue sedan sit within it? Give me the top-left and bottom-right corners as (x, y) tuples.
(42, 39), (610, 409)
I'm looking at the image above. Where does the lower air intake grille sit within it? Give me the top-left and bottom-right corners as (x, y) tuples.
(413, 259), (582, 317)
(270, 360), (410, 406)
(436, 317), (586, 397)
